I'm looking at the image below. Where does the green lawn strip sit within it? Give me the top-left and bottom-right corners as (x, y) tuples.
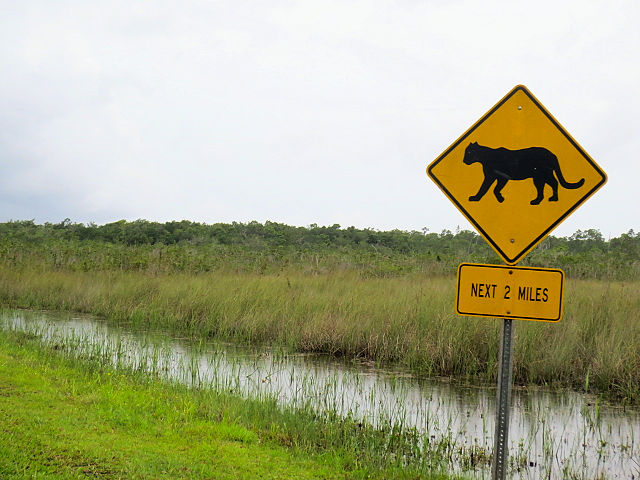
(0, 336), (344, 479)
(0, 332), (459, 479)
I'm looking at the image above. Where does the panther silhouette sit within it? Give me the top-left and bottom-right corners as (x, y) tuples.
(463, 142), (585, 205)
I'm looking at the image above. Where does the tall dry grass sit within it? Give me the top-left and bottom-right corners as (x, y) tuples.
(0, 267), (638, 401)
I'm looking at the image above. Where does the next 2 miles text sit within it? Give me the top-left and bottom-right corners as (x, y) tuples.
(470, 283), (550, 302)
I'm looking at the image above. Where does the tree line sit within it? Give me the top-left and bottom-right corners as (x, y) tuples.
(0, 219), (638, 279)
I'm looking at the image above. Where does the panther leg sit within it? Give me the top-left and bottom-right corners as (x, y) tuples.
(469, 176), (494, 202)
(493, 178), (508, 203)
(530, 178), (545, 205)
(547, 177), (559, 201)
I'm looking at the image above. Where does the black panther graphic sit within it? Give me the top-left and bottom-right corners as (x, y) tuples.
(463, 142), (585, 205)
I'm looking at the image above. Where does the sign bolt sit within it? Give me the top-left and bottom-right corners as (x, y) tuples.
(510, 238), (515, 243)
(517, 105), (522, 110)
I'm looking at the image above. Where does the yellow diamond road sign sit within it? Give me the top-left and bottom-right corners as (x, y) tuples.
(427, 85), (607, 265)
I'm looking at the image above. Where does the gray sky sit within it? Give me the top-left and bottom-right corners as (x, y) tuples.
(1, 0), (638, 237)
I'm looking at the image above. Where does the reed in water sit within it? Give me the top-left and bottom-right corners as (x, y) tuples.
(1, 267), (638, 402)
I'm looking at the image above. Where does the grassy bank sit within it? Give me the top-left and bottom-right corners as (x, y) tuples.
(0, 267), (638, 402)
(0, 329), (462, 479)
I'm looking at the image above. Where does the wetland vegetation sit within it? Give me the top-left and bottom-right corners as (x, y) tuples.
(3, 309), (639, 479)
(0, 219), (638, 402)
(1, 219), (639, 478)
(0, 325), (459, 479)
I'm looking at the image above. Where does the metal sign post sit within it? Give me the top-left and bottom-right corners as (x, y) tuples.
(492, 318), (514, 479)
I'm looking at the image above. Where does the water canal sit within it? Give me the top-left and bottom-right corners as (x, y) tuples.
(1, 309), (638, 479)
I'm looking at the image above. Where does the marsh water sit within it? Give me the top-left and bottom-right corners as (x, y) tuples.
(2, 309), (638, 479)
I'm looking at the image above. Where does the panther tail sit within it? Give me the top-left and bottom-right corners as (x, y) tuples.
(554, 162), (584, 190)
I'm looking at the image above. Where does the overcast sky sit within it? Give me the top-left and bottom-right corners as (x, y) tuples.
(1, 0), (638, 238)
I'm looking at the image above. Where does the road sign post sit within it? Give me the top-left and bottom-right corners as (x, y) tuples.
(426, 85), (607, 479)
(493, 317), (514, 480)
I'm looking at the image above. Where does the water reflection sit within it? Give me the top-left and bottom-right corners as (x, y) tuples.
(2, 309), (638, 479)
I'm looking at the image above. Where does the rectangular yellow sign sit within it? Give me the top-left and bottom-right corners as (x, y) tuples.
(456, 263), (564, 322)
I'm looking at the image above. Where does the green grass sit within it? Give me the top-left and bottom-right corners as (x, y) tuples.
(0, 330), (459, 479)
(0, 268), (638, 402)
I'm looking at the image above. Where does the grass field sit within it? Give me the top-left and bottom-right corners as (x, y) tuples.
(0, 267), (638, 403)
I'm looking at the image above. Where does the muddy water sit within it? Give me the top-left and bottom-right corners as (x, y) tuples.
(2, 309), (638, 479)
